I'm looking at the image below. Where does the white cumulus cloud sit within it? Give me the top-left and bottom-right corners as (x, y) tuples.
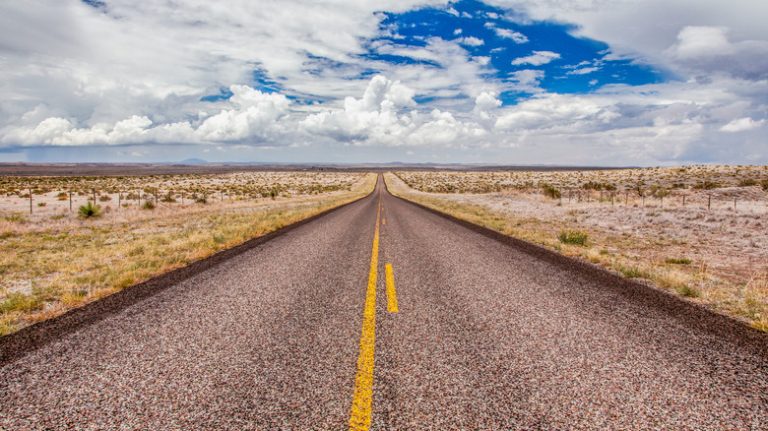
(511, 50), (561, 66)
(720, 117), (765, 133)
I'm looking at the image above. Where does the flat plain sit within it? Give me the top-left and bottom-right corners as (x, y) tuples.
(0, 171), (375, 335)
(389, 166), (768, 331)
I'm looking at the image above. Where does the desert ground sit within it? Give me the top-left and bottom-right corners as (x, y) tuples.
(0, 171), (375, 335)
(387, 166), (768, 330)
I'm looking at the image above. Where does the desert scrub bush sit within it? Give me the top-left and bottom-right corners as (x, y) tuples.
(98, 195), (112, 202)
(665, 257), (692, 265)
(0, 292), (44, 314)
(142, 201), (156, 210)
(161, 192), (177, 203)
(618, 265), (649, 279)
(2, 213), (27, 225)
(558, 230), (588, 246)
(78, 201), (101, 218)
(738, 178), (758, 187)
(676, 284), (701, 298)
(56, 192), (69, 201)
(694, 180), (721, 190)
(582, 181), (616, 191)
(762, 179), (768, 191)
(541, 183), (561, 199)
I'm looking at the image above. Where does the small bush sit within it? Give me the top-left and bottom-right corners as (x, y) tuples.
(558, 230), (588, 246)
(98, 195), (112, 202)
(738, 178), (758, 187)
(142, 201), (156, 210)
(161, 193), (176, 203)
(676, 285), (701, 298)
(665, 257), (692, 265)
(582, 181), (616, 191)
(37, 202), (46, 207)
(78, 201), (101, 219)
(762, 179), (768, 191)
(0, 292), (43, 314)
(56, 192), (69, 201)
(541, 184), (561, 199)
(2, 213), (27, 223)
(693, 180), (720, 190)
(619, 266), (648, 279)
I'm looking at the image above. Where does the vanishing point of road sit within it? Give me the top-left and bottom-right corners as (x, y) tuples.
(2, 175), (767, 430)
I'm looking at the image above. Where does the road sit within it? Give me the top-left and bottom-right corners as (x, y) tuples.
(2, 175), (767, 430)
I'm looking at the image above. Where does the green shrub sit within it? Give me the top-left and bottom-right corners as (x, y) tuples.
(558, 230), (588, 246)
(619, 265), (648, 279)
(2, 213), (27, 223)
(0, 293), (43, 314)
(676, 285), (701, 298)
(161, 193), (177, 203)
(541, 184), (561, 199)
(694, 180), (721, 190)
(665, 257), (692, 265)
(142, 201), (156, 210)
(78, 201), (101, 218)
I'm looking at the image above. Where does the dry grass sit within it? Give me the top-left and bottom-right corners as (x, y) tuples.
(0, 172), (376, 336)
(386, 170), (768, 331)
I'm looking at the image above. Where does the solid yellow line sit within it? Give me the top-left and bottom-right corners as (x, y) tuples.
(385, 263), (398, 313)
(348, 198), (381, 431)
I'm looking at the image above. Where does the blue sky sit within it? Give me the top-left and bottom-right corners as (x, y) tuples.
(0, 0), (766, 165)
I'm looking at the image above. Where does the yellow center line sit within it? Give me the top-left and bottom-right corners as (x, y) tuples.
(385, 263), (398, 313)
(348, 196), (381, 431)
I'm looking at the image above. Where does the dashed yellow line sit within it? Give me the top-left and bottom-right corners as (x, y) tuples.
(385, 263), (398, 313)
(348, 199), (381, 431)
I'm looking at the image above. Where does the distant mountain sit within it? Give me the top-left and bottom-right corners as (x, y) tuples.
(178, 158), (208, 165)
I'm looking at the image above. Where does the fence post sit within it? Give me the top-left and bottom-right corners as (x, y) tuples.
(69, 191), (73, 212)
(708, 195), (711, 211)
(118, 192), (121, 210)
(29, 188), (33, 214)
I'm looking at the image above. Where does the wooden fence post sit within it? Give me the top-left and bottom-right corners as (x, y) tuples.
(29, 188), (33, 214)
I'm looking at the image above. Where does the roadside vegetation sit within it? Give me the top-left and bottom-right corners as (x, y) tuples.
(385, 168), (768, 332)
(0, 172), (375, 335)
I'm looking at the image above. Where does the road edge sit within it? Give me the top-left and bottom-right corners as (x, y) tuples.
(383, 176), (768, 355)
(0, 186), (375, 365)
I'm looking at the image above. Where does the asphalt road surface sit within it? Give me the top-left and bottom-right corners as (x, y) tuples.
(2, 175), (767, 430)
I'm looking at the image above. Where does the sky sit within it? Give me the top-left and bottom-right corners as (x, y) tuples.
(0, 0), (766, 165)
